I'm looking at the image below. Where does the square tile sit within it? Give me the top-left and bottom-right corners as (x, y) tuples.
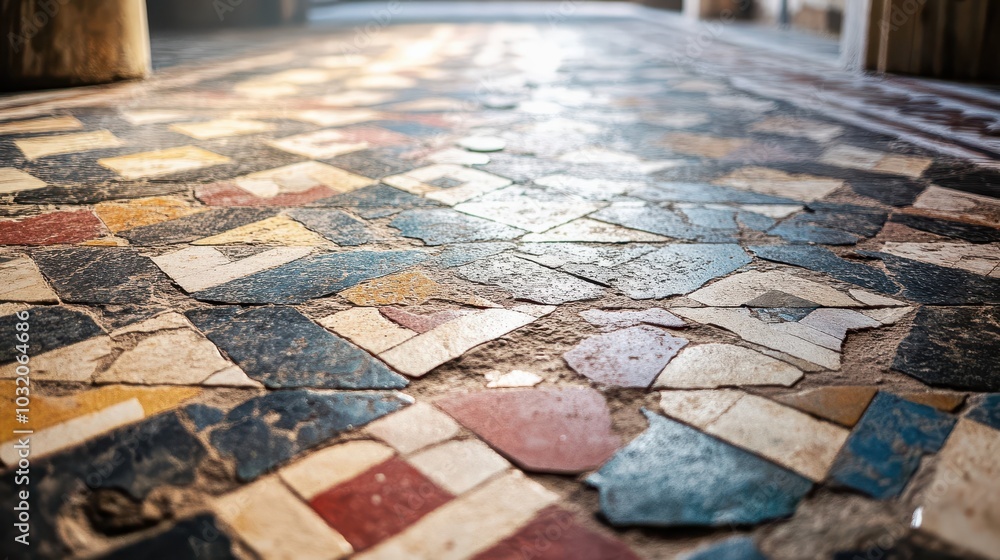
(15, 129), (124, 160)
(408, 439), (510, 495)
(364, 402), (462, 454)
(99, 145), (231, 179)
(0, 115), (83, 135)
(280, 440), (396, 500)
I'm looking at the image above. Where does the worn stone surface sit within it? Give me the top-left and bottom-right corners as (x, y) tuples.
(391, 208), (525, 246)
(772, 386), (878, 427)
(473, 506), (641, 560)
(892, 306), (1000, 391)
(0, 210), (104, 245)
(681, 536), (767, 560)
(364, 402), (461, 454)
(408, 439), (511, 495)
(587, 410), (812, 527)
(98, 515), (237, 560)
(457, 254), (604, 304)
(438, 388), (622, 474)
(654, 343), (803, 388)
(565, 325), (688, 387)
(612, 244), (751, 299)
(965, 394), (1000, 430)
(829, 392), (956, 499)
(579, 308), (685, 330)
(750, 245), (901, 294)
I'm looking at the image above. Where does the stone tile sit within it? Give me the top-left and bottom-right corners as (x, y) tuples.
(408, 439), (511, 495)
(280, 440), (396, 500)
(892, 306), (1000, 392)
(94, 195), (205, 233)
(383, 164), (513, 205)
(97, 515), (237, 560)
(197, 161), (376, 206)
(0, 167), (46, 193)
(662, 133), (749, 158)
(119, 109), (190, 125)
(654, 343), (803, 388)
(0, 255), (57, 302)
(456, 254), (604, 304)
(772, 386), (878, 427)
(749, 245), (901, 295)
(881, 242), (1000, 277)
(557, 147), (683, 174)
(0, 115), (83, 135)
(208, 390), (408, 481)
(522, 217), (670, 242)
(829, 392), (956, 499)
(565, 325), (688, 388)
(426, 147), (491, 165)
(965, 394), (1000, 431)
(339, 270), (491, 307)
(192, 215), (330, 246)
(319, 307), (417, 354)
(33, 247), (177, 303)
(769, 202), (887, 245)
(681, 536), (767, 560)
(591, 202), (736, 242)
(15, 129), (124, 159)
(673, 307), (841, 369)
(587, 410), (812, 527)
(364, 402), (461, 454)
(98, 145), (231, 179)
(168, 119), (275, 139)
(688, 270), (874, 308)
(380, 307), (472, 333)
(455, 186), (602, 233)
(379, 308), (538, 377)
(515, 243), (656, 280)
(660, 390), (850, 481)
(0, 210), (104, 245)
(579, 308), (685, 331)
(532, 174), (635, 200)
(713, 167), (844, 202)
(188, 306), (407, 389)
(890, 213), (1000, 244)
(354, 470), (558, 560)
(97, 326), (235, 386)
(915, 418), (1000, 560)
(430, 241), (515, 268)
(391, 208), (525, 246)
(472, 505), (642, 560)
(485, 369), (543, 388)
(750, 116), (844, 143)
(190, 250), (427, 304)
(287, 208), (375, 245)
(611, 244), (751, 299)
(152, 245), (312, 292)
(0, 307), (111, 381)
(898, 391), (966, 412)
(310, 457), (454, 551)
(266, 127), (403, 159)
(912, 185), (1000, 226)
(865, 251), (1000, 305)
(215, 476), (353, 560)
(819, 145), (931, 177)
(437, 387), (622, 474)
(118, 207), (279, 245)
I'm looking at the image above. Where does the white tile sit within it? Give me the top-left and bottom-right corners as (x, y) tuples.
(654, 343), (802, 388)
(97, 329), (234, 385)
(820, 145), (931, 177)
(233, 161), (374, 198)
(408, 439), (511, 494)
(151, 246), (311, 292)
(319, 307), (416, 354)
(169, 119), (274, 140)
(0, 168), (46, 193)
(364, 402), (461, 454)
(882, 241), (1000, 275)
(15, 130), (124, 160)
(0, 255), (57, 302)
(266, 129), (370, 159)
(455, 190), (601, 233)
(485, 369), (543, 388)
(688, 270), (863, 308)
(382, 164), (512, 206)
(0, 336), (112, 382)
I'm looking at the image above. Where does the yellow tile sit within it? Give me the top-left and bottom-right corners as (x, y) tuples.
(95, 196), (206, 232)
(0, 168), (46, 193)
(234, 161), (374, 197)
(99, 146), (231, 179)
(169, 119), (275, 140)
(15, 130), (124, 160)
(0, 115), (83, 135)
(0, 381), (199, 433)
(340, 270), (442, 306)
(193, 215), (329, 246)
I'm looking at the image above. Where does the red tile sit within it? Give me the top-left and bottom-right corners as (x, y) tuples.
(436, 388), (622, 474)
(308, 457), (453, 551)
(380, 306), (471, 333)
(472, 506), (641, 560)
(0, 210), (104, 245)
(195, 182), (336, 206)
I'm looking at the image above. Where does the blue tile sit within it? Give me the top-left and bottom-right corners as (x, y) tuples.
(390, 208), (525, 246)
(829, 392), (956, 499)
(190, 250), (427, 304)
(186, 306), (408, 389)
(0, 306), (103, 365)
(287, 208), (375, 246)
(750, 245), (900, 295)
(682, 536), (768, 560)
(591, 203), (737, 242)
(457, 253), (605, 304)
(587, 410), (812, 527)
(432, 241), (515, 267)
(613, 244), (751, 299)
(98, 515), (236, 560)
(892, 307), (1000, 392)
(965, 394), (1000, 430)
(32, 247), (179, 304)
(208, 390), (408, 481)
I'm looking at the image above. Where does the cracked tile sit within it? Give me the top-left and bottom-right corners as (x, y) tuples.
(654, 343), (802, 388)
(457, 253), (604, 304)
(383, 164), (512, 205)
(819, 145), (931, 177)
(565, 325), (688, 387)
(98, 145), (231, 179)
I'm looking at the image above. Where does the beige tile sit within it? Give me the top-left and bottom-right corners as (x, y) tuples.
(773, 386), (877, 427)
(169, 119), (275, 140)
(355, 470), (557, 560)
(0, 336), (112, 381)
(408, 439), (511, 495)
(383, 164), (512, 206)
(202, 365), (263, 388)
(819, 145), (931, 177)
(339, 270), (496, 308)
(151, 246), (311, 292)
(661, 133), (748, 158)
(280, 440), (395, 500)
(673, 307), (841, 369)
(346, 74), (417, 89)
(713, 166), (843, 202)
(290, 109), (382, 127)
(120, 110), (191, 125)
(0, 398), (144, 465)
(882, 241), (1000, 275)
(15, 130), (124, 160)
(749, 116), (844, 143)
(426, 148), (490, 166)
(267, 129), (370, 159)
(94, 196), (205, 233)
(688, 270), (864, 308)
(485, 369), (543, 388)
(523, 218), (670, 242)
(556, 147), (683, 174)
(262, 68), (335, 84)
(97, 328), (234, 385)
(658, 389), (744, 427)
(916, 419), (1000, 560)
(233, 161), (374, 198)
(912, 185), (1000, 226)
(233, 81), (299, 98)
(319, 307), (416, 354)
(849, 289), (907, 307)
(379, 309), (536, 377)
(0, 115), (83, 135)
(660, 390), (850, 481)
(99, 145), (231, 179)
(654, 343), (802, 388)
(0, 255), (58, 303)
(193, 216), (329, 246)
(215, 476), (353, 560)
(0, 168), (46, 193)
(364, 402), (461, 454)
(860, 306), (914, 325)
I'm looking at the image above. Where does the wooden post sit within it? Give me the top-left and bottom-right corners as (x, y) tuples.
(1, 0), (151, 91)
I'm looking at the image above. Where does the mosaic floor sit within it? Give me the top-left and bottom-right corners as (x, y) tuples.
(2, 10), (1000, 560)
